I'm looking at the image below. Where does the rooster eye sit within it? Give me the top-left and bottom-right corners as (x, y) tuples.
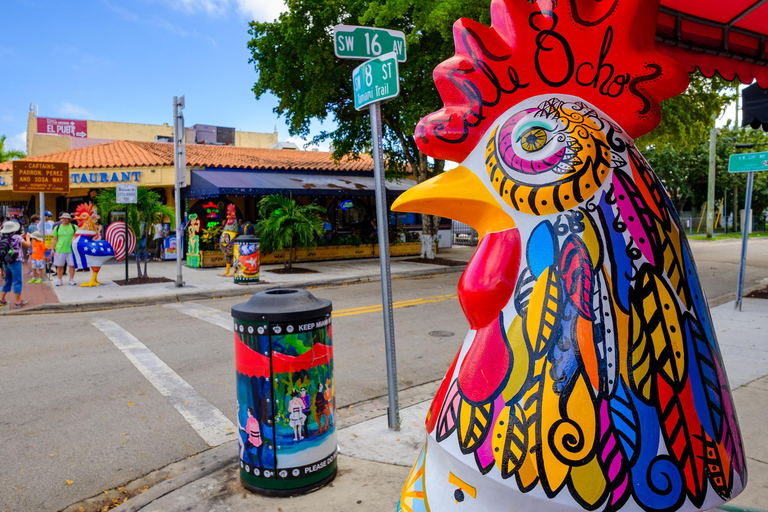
(518, 127), (548, 152)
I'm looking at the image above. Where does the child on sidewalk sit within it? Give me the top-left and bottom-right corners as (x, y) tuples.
(28, 232), (46, 284)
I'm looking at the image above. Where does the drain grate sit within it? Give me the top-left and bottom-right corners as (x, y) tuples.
(429, 330), (455, 338)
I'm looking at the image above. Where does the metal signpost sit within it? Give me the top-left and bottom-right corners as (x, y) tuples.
(339, 27), (403, 429)
(728, 151), (768, 310)
(116, 184), (137, 284)
(12, 161), (70, 283)
(173, 96), (186, 288)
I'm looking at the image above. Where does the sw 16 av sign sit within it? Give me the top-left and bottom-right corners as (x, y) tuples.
(12, 161), (70, 193)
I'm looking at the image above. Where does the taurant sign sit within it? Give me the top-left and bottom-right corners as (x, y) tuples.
(70, 171), (142, 184)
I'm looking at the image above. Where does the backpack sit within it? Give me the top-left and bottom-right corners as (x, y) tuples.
(0, 235), (15, 265)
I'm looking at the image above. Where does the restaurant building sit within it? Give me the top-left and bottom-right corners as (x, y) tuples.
(0, 140), (416, 235)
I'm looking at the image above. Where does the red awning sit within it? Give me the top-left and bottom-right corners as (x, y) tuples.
(657, 1), (768, 87)
(235, 333), (333, 378)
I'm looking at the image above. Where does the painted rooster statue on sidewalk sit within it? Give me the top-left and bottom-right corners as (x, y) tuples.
(391, 1), (746, 511)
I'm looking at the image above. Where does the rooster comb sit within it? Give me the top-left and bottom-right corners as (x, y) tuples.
(75, 203), (94, 217)
(416, 0), (689, 162)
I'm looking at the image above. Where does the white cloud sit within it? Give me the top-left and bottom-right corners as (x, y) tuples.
(234, 0), (286, 22)
(168, 0), (229, 16)
(286, 136), (329, 152)
(58, 103), (93, 119)
(6, 132), (27, 153)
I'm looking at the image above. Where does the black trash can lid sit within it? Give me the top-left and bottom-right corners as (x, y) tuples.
(232, 288), (332, 322)
(235, 235), (259, 243)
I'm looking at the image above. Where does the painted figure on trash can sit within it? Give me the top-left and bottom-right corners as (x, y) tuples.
(391, 1), (746, 511)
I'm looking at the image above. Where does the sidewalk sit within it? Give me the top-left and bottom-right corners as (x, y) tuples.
(1, 247), (475, 315)
(69, 298), (768, 512)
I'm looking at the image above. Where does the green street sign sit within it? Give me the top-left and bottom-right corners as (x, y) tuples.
(729, 151), (768, 173)
(334, 25), (406, 63)
(352, 53), (400, 110)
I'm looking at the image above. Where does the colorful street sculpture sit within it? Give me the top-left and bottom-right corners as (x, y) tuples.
(72, 203), (124, 287)
(391, 1), (746, 511)
(220, 204), (241, 277)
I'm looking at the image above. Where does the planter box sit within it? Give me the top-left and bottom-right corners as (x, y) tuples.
(260, 242), (422, 265)
(186, 250), (227, 268)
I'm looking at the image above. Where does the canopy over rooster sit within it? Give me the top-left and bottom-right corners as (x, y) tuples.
(72, 203), (117, 287)
(392, 1), (746, 511)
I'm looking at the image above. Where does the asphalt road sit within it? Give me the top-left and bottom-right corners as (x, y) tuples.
(1, 237), (767, 512)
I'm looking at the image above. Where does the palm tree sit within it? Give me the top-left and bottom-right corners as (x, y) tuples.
(256, 194), (325, 270)
(0, 135), (26, 162)
(95, 187), (174, 278)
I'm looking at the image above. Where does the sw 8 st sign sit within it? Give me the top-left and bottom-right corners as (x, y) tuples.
(352, 52), (400, 111)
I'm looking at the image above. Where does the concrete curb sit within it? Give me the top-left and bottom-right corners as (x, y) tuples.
(8, 265), (465, 316)
(71, 380), (442, 512)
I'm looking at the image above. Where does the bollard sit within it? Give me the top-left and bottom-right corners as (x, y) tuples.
(232, 288), (337, 496)
(233, 235), (260, 284)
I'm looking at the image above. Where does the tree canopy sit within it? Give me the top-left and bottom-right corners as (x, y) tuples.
(247, 0), (491, 180)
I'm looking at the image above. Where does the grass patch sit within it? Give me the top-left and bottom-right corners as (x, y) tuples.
(688, 232), (768, 241)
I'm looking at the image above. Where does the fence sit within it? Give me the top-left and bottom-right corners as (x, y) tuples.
(452, 221), (478, 246)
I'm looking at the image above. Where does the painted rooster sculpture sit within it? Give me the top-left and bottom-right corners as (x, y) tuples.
(392, 1), (746, 511)
(72, 203), (116, 287)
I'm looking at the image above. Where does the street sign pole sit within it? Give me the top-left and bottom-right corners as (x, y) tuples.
(736, 171), (754, 311)
(370, 101), (400, 430)
(39, 192), (45, 281)
(728, 150), (768, 310)
(124, 211), (129, 284)
(344, 33), (404, 430)
(173, 96), (186, 288)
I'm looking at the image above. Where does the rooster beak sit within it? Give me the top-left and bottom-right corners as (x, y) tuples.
(392, 165), (516, 238)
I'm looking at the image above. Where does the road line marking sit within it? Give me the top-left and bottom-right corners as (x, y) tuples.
(91, 318), (236, 447)
(333, 294), (459, 317)
(164, 303), (233, 332)
(164, 293), (460, 328)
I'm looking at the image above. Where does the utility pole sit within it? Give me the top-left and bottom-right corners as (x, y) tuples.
(706, 116), (717, 238)
(173, 96), (186, 288)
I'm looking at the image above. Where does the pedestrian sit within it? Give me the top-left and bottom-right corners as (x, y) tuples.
(28, 231), (46, 284)
(0, 221), (31, 309)
(51, 212), (78, 286)
(151, 221), (165, 261)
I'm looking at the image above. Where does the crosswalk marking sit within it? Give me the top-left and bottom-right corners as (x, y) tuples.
(92, 318), (236, 447)
(164, 302), (234, 331)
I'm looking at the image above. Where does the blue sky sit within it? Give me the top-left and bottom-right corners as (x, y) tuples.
(1, 0), (335, 154)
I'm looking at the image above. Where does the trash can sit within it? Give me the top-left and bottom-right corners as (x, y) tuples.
(232, 289), (337, 496)
(233, 235), (260, 284)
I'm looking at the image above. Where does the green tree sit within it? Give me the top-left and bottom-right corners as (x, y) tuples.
(255, 194), (325, 270)
(247, 0), (492, 258)
(637, 72), (737, 151)
(0, 134), (25, 162)
(95, 187), (174, 278)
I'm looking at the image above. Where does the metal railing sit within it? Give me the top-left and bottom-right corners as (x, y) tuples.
(452, 221), (478, 246)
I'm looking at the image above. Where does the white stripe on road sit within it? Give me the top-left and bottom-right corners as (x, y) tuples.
(164, 303), (233, 332)
(91, 318), (236, 447)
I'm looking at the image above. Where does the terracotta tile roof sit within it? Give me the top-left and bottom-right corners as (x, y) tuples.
(0, 140), (374, 173)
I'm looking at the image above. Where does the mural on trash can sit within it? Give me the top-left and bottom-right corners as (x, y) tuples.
(234, 239), (260, 283)
(391, 1), (746, 511)
(236, 324), (277, 476)
(271, 319), (336, 472)
(234, 316), (336, 483)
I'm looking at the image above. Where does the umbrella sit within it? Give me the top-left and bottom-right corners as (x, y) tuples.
(656, 1), (768, 87)
(742, 82), (768, 130)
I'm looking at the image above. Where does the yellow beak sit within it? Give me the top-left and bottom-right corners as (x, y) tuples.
(392, 165), (516, 238)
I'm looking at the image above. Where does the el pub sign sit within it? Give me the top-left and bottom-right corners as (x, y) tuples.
(37, 117), (88, 138)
